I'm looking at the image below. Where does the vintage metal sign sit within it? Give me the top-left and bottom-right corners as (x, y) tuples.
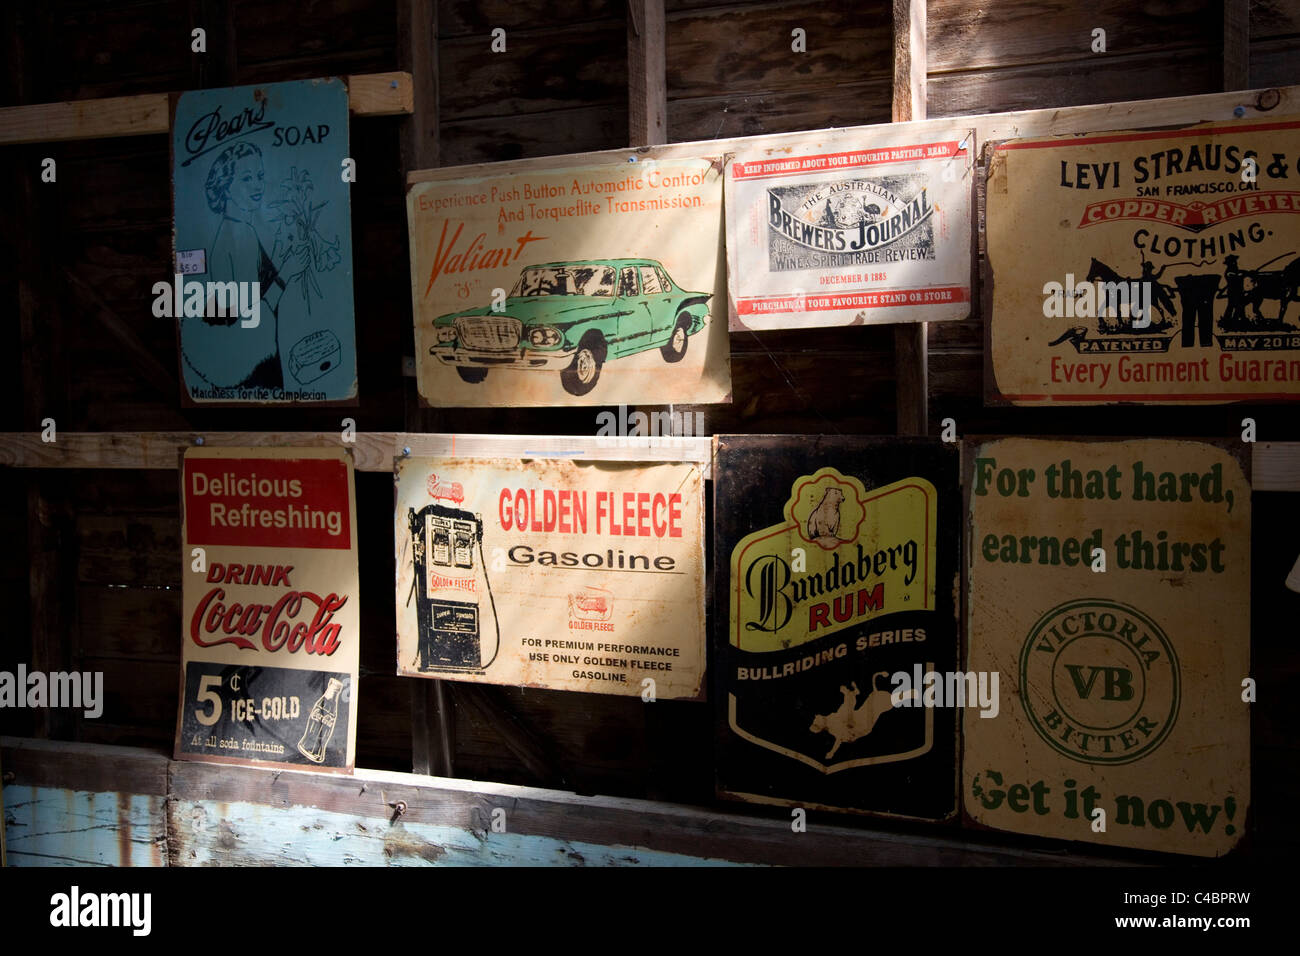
(988, 116), (1300, 403)
(725, 127), (974, 331)
(395, 456), (706, 697)
(714, 436), (959, 819)
(406, 158), (731, 406)
(171, 78), (357, 403)
(964, 438), (1250, 855)
(176, 447), (360, 771)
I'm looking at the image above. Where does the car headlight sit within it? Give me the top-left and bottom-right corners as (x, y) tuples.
(527, 326), (562, 347)
(435, 324), (458, 343)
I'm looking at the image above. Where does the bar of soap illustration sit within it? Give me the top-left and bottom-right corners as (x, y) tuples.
(289, 330), (342, 384)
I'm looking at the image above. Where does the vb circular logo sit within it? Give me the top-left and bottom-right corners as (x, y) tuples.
(1019, 599), (1180, 765)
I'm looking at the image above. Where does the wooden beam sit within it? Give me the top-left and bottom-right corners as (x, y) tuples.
(0, 71), (414, 146)
(1223, 0), (1250, 91)
(3, 736), (1131, 866)
(627, 0), (667, 146)
(26, 481), (78, 739)
(397, 0), (451, 780)
(410, 84), (1300, 185)
(892, 0), (928, 435)
(0, 432), (714, 474)
(65, 272), (179, 399)
(454, 685), (569, 788)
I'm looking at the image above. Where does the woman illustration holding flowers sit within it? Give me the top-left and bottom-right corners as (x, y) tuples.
(182, 140), (343, 394)
(180, 141), (302, 390)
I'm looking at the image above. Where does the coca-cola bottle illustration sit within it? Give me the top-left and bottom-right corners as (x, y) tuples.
(297, 678), (343, 763)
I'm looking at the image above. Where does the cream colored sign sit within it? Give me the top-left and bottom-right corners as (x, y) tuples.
(988, 117), (1300, 403)
(407, 158), (730, 406)
(964, 438), (1249, 856)
(726, 126), (974, 331)
(176, 446), (361, 771)
(395, 456), (706, 698)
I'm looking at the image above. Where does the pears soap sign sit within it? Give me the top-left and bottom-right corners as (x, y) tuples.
(170, 78), (357, 404)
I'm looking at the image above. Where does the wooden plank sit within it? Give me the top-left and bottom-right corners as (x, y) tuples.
(1, 737), (1126, 865)
(893, 0), (925, 123)
(893, 0), (927, 436)
(440, 20), (625, 120)
(414, 84), (1300, 183)
(628, 0), (667, 145)
(668, 78), (893, 142)
(0, 432), (714, 474)
(929, 50), (1219, 117)
(927, 0), (1212, 74)
(438, 0), (620, 38)
(7, 433), (1300, 486)
(65, 272), (179, 400)
(1, 738), (169, 867)
(397, 0), (454, 781)
(26, 480), (77, 740)
(1224, 0), (1250, 90)
(441, 104), (628, 165)
(666, 2), (893, 100)
(345, 71), (416, 116)
(1254, 442), (1300, 492)
(0, 71), (413, 145)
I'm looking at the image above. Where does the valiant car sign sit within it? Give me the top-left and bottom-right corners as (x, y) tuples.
(406, 158), (731, 407)
(725, 126), (975, 331)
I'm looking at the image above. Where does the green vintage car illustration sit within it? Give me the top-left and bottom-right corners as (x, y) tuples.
(430, 258), (711, 396)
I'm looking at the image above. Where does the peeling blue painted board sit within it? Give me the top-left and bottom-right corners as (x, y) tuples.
(4, 787), (164, 867)
(174, 800), (755, 867)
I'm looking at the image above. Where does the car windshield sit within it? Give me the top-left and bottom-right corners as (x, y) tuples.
(510, 266), (616, 297)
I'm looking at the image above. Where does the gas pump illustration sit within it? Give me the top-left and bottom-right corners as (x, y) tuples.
(406, 503), (500, 671)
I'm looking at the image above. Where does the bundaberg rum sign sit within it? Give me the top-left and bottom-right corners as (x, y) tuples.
(964, 438), (1250, 855)
(715, 437), (959, 819)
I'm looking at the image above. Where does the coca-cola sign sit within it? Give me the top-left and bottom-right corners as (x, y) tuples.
(176, 447), (360, 773)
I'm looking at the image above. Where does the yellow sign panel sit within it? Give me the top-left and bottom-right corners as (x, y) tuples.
(988, 117), (1300, 403)
(964, 438), (1250, 856)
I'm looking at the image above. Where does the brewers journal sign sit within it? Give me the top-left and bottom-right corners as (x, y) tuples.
(171, 78), (357, 404)
(725, 126), (974, 331)
(964, 438), (1249, 856)
(987, 116), (1300, 403)
(395, 456), (706, 698)
(176, 447), (360, 772)
(714, 437), (959, 820)
(406, 158), (730, 407)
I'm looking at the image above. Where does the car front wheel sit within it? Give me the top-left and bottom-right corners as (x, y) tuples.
(561, 337), (604, 395)
(661, 314), (691, 363)
(456, 367), (489, 384)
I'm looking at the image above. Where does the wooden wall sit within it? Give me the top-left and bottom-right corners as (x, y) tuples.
(0, 0), (1297, 859)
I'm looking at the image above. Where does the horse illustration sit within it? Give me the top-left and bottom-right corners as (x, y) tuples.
(1226, 253), (1300, 325)
(1084, 257), (1174, 332)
